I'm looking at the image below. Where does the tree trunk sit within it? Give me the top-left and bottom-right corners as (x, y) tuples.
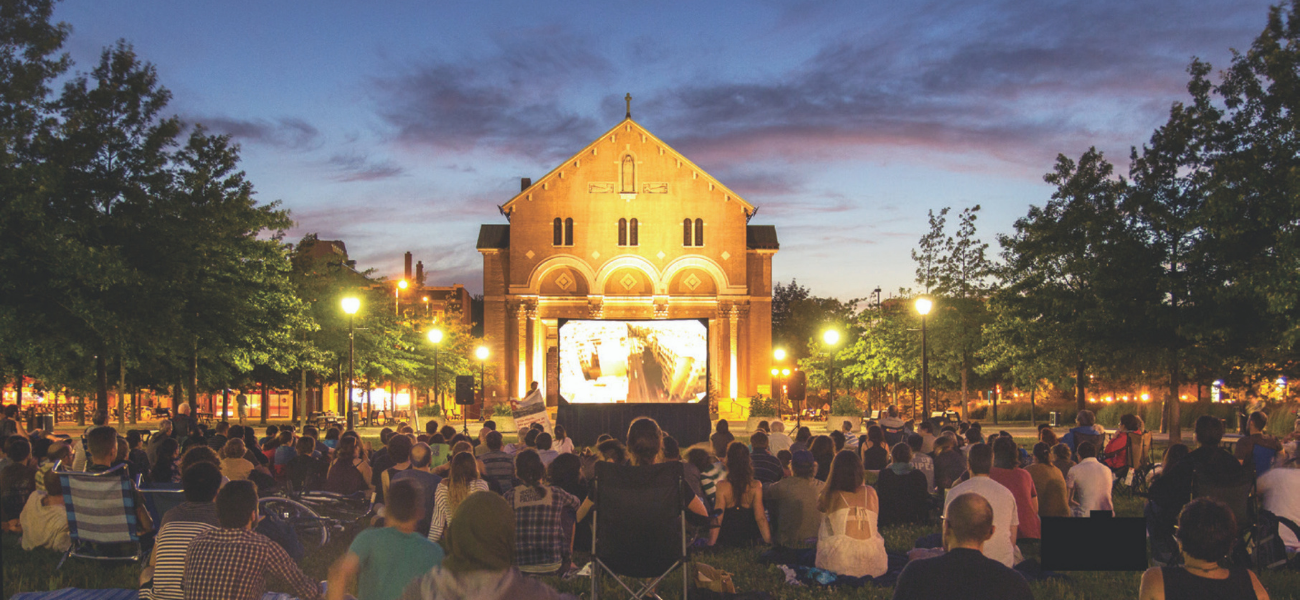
(1075, 361), (1087, 412)
(1030, 387), (1037, 426)
(260, 380), (269, 425)
(1168, 351), (1182, 444)
(95, 353), (109, 416)
(298, 368), (307, 425)
(960, 350), (970, 422)
(173, 378), (183, 412)
(14, 367), (22, 409)
(118, 356), (127, 428)
(188, 345), (199, 414)
(222, 388), (230, 422)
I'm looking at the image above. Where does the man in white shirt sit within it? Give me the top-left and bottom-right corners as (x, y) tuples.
(917, 421), (937, 454)
(768, 421), (793, 454)
(1256, 466), (1300, 551)
(943, 443), (1019, 567)
(1065, 441), (1113, 517)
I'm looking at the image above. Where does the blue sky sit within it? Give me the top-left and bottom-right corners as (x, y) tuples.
(54, 0), (1274, 299)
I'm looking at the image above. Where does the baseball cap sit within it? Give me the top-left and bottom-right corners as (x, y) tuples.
(791, 450), (815, 467)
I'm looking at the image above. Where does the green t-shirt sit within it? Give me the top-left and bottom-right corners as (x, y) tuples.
(427, 443), (452, 468)
(348, 526), (444, 600)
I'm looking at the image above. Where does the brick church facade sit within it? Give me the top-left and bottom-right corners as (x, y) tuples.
(476, 112), (778, 408)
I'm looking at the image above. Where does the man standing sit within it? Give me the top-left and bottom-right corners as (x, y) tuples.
(943, 443), (1019, 567)
(183, 480), (321, 600)
(892, 493), (1034, 600)
(235, 391), (248, 426)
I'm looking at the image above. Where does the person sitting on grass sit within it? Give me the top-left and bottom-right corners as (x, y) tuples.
(861, 425), (890, 471)
(20, 469), (69, 552)
(329, 478), (444, 600)
(768, 421), (793, 453)
(86, 426), (155, 534)
(816, 449), (887, 578)
(811, 435), (837, 480)
(535, 432), (559, 467)
(711, 420), (736, 463)
(398, 491), (577, 600)
(709, 440), (771, 547)
(182, 480), (321, 600)
(933, 434), (967, 492)
(906, 433), (935, 493)
(220, 438), (256, 481)
(287, 435), (324, 492)
(1052, 442), (1076, 479)
(1139, 497), (1271, 600)
(916, 420), (937, 454)
(140, 462), (223, 600)
(380, 434), (415, 503)
(1027, 442), (1069, 518)
(1, 436), (37, 533)
(552, 424), (575, 454)
(876, 442), (931, 526)
(750, 431), (784, 485)
(324, 435), (372, 496)
(479, 430), (516, 495)
(990, 436), (1039, 539)
(764, 450), (824, 548)
(506, 449), (580, 575)
(428, 451), (490, 542)
(943, 443), (1018, 567)
(688, 447), (723, 507)
(151, 437), (181, 484)
(392, 443), (443, 536)
(1066, 440), (1113, 517)
(1236, 410), (1284, 476)
(891, 492), (1034, 600)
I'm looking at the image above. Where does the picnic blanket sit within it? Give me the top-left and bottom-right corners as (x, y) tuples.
(13, 591), (307, 600)
(758, 547), (909, 588)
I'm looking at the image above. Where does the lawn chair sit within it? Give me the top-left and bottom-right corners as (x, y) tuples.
(1193, 469), (1256, 565)
(57, 464), (145, 569)
(1071, 431), (1103, 461)
(590, 461), (689, 600)
(138, 481), (186, 526)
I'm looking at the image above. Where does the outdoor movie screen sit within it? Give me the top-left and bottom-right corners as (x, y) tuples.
(558, 319), (709, 404)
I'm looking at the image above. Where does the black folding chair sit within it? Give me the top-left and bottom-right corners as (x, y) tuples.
(590, 461), (689, 600)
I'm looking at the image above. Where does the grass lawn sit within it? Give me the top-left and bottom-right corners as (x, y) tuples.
(8, 433), (1300, 599)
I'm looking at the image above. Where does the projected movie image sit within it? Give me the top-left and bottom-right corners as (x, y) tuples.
(559, 319), (708, 404)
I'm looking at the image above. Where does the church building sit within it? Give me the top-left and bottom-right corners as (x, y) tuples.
(476, 103), (778, 408)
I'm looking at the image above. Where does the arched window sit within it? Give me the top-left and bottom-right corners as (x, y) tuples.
(629, 218), (639, 246)
(564, 218), (574, 246)
(618, 218), (627, 246)
(694, 218), (704, 246)
(683, 218), (693, 246)
(553, 218), (563, 246)
(620, 154), (635, 193)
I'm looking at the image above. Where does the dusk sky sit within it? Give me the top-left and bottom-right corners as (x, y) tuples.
(54, 0), (1274, 300)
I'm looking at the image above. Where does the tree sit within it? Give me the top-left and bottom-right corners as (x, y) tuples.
(934, 205), (994, 420)
(912, 208), (949, 294)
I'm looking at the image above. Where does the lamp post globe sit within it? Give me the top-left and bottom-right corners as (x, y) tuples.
(773, 348), (786, 362)
(915, 297), (932, 316)
(822, 329), (841, 403)
(823, 330), (840, 346)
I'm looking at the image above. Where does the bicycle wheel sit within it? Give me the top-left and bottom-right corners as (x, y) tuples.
(259, 496), (329, 548)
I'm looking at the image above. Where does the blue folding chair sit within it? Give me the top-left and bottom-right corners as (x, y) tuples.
(57, 464), (145, 568)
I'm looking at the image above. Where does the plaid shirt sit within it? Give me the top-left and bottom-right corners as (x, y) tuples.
(182, 528), (320, 600)
(507, 485), (580, 569)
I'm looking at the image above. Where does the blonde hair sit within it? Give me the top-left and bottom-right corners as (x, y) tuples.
(446, 451), (479, 516)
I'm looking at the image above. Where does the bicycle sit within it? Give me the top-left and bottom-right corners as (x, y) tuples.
(259, 489), (374, 550)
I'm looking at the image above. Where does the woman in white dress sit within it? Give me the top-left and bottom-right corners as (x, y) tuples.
(815, 449), (888, 578)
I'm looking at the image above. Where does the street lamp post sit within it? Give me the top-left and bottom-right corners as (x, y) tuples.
(341, 297), (361, 430)
(427, 328), (443, 423)
(915, 297), (933, 422)
(823, 330), (840, 404)
(475, 346), (489, 434)
(396, 279), (408, 316)
(772, 348), (787, 415)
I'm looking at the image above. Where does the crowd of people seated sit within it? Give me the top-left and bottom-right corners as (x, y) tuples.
(2, 396), (1299, 600)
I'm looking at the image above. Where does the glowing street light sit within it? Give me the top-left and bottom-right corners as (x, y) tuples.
(395, 279), (409, 316)
(916, 297), (933, 421)
(823, 330), (840, 346)
(341, 296), (360, 429)
(774, 348), (787, 362)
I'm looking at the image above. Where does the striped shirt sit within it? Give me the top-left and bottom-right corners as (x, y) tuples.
(146, 520), (216, 600)
(427, 479), (490, 542)
(699, 464), (725, 506)
(479, 450), (517, 495)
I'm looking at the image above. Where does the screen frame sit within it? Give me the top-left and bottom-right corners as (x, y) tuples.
(556, 317), (711, 404)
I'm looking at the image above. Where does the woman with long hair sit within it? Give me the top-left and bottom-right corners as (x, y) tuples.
(709, 441), (772, 546)
(507, 449), (581, 574)
(576, 418), (708, 523)
(323, 435), (372, 495)
(861, 425), (889, 470)
(552, 424), (574, 454)
(816, 449), (887, 577)
(428, 451), (489, 542)
(810, 435), (836, 481)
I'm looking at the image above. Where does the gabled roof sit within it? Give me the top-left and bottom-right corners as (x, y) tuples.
(476, 224), (510, 250)
(500, 117), (755, 212)
(746, 225), (779, 250)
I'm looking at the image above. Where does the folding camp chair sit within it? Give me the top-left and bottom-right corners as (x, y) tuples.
(1071, 431), (1103, 461)
(138, 482), (186, 526)
(590, 461), (689, 600)
(58, 464), (145, 569)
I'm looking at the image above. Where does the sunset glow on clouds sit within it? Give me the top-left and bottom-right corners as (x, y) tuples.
(55, 0), (1273, 298)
